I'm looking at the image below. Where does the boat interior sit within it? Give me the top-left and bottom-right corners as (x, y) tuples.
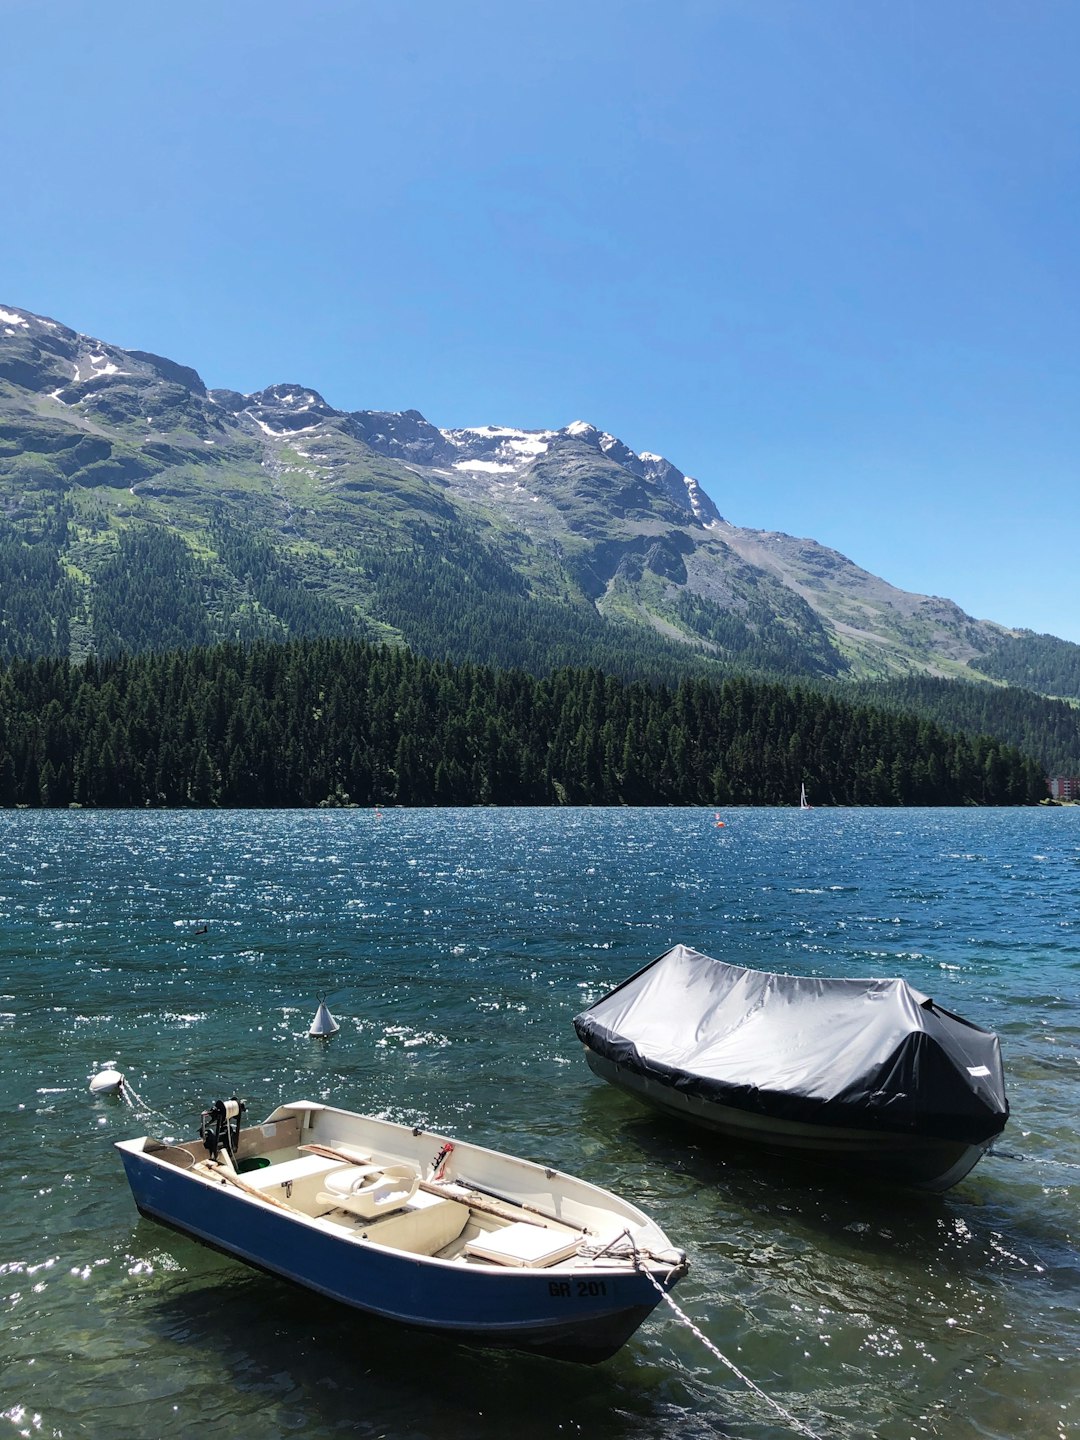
(142, 1110), (596, 1270)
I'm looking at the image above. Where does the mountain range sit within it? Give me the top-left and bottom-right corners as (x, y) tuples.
(2, 301), (1078, 716)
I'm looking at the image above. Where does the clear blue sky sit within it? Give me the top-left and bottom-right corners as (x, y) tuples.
(4, 1), (1078, 641)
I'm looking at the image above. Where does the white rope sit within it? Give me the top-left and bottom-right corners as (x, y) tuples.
(120, 1079), (182, 1132)
(631, 1237), (826, 1440)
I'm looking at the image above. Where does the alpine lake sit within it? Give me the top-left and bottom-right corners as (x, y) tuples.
(1, 807), (1077, 1440)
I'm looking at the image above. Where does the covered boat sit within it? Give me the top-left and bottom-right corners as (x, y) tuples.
(116, 1097), (687, 1363)
(573, 945), (1009, 1193)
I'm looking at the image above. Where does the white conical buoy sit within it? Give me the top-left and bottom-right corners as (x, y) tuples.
(89, 1068), (125, 1095)
(308, 1000), (340, 1037)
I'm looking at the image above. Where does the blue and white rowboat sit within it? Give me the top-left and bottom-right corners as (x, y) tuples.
(116, 1098), (688, 1363)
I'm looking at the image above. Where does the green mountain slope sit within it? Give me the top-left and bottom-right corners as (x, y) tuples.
(970, 631), (1080, 702)
(2, 301), (1079, 734)
(840, 676), (1080, 775)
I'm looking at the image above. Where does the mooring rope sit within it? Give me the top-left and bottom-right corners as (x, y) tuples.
(627, 1232), (826, 1440)
(119, 1079), (181, 1132)
(989, 1146), (1080, 1173)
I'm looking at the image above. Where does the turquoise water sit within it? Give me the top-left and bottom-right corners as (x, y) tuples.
(1, 807), (1077, 1440)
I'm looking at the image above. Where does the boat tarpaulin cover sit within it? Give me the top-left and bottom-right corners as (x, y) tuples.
(573, 946), (1009, 1142)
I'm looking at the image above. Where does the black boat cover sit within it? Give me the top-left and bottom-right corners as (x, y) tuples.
(574, 945), (1009, 1143)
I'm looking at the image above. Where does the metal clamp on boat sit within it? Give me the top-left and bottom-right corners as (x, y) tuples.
(199, 1096), (246, 1165)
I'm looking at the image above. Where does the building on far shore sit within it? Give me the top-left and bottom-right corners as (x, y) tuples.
(1048, 776), (1080, 801)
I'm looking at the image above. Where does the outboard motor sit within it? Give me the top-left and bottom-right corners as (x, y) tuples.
(199, 1097), (246, 1163)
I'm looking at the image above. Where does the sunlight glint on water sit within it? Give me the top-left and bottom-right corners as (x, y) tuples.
(0, 807), (1077, 1440)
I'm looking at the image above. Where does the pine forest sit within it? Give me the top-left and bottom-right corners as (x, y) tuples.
(0, 640), (1046, 810)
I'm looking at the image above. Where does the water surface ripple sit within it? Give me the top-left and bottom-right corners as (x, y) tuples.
(1, 807), (1077, 1439)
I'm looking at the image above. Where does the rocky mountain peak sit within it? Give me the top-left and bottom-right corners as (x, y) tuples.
(345, 408), (457, 466)
(126, 351), (207, 396)
(439, 424), (557, 475)
(238, 384), (337, 435)
(5, 299), (1071, 692)
(1, 304), (75, 343)
(0, 303), (217, 436)
(549, 421), (723, 528)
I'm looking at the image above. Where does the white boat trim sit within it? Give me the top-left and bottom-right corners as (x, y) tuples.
(117, 1099), (688, 1362)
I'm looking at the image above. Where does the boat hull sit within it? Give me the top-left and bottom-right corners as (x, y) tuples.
(117, 1107), (683, 1363)
(583, 1049), (992, 1193)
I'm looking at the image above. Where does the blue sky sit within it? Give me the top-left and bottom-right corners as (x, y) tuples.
(4, 1), (1078, 640)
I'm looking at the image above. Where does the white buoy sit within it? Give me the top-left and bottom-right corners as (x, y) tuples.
(89, 1068), (125, 1095)
(309, 1000), (340, 1038)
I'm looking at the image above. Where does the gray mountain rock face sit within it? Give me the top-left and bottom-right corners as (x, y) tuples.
(0, 300), (1035, 680)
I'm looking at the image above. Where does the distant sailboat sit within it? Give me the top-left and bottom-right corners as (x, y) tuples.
(799, 784), (812, 810)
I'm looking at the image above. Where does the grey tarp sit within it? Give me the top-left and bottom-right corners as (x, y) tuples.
(574, 945), (1009, 1142)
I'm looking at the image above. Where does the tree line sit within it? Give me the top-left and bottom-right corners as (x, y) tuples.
(842, 675), (1080, 775)
(3, 509), (1078, 783)
(973, 631), (1080, 703)
(0, 639), (1046, 809)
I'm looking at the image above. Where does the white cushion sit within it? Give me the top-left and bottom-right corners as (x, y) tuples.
(464, 1222), (581, 1268)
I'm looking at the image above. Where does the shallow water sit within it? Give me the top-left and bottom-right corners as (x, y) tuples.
(1, 807), (1077, 1439)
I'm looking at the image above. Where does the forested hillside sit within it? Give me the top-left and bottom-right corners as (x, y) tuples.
(0, 641), (1045, 809)
(843, 676), (1080, 775)
(8, 300), (1080, 695)
(969, 631), (1080, 702)
(4, 304), (1079, 795)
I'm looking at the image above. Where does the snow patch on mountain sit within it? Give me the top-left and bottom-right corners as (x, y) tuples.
(440, 424), (557, 471)
(452, 459), (518, 474)
(87, 352), (125, 377)
(252, 417), (322, 439)
(684, 476), (719, 526)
